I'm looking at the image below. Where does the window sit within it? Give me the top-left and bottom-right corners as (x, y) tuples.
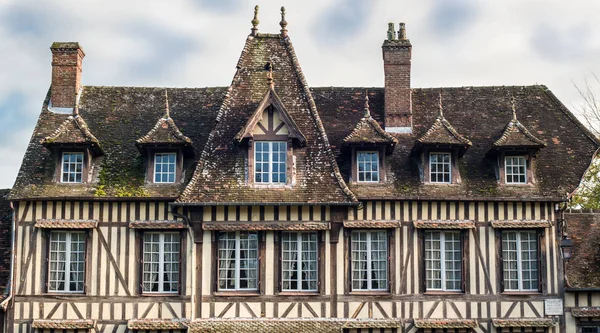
(502, 230), (538, 291)
(48, 231), (85, 292)
(218, 231), (259, 291)
(429, 152), (451, 183)
(255, 141), (287, 184)
(505, 156), (527, 184)
(581, 326), (600, 333)
(282, 232), (318, 292)
(61, 152), (84, 183)
(154, 153), (176, 183)
(425, 231), (462, 291)
(351, 230), (388, 291)
(357, 151), (380, 182)
(142, 232), (180, 293)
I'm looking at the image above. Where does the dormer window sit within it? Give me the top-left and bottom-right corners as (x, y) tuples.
(61, 152), (84, 183)
(255, 141), (287, 184)
(505, 156), (527, 184)
(357, 151), (380, 182)
(154, 153), (177, 183)
(429, 152), (451, 184)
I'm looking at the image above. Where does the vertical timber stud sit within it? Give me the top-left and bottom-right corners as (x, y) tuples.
(330, 206), (345, 317)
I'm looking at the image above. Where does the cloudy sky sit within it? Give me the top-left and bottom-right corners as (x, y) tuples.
(0, 0), (599, 188)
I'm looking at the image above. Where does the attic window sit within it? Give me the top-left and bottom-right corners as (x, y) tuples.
(255, 141), (287, 184)
(505, 156), (527, 184)
(357, 151), (380, 182)
(61, 152), (84, 183)
(429, 152), (451, 184)
(154, 153), (176, 183)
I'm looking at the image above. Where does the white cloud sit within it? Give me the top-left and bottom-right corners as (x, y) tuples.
(0, 0), (599, 188)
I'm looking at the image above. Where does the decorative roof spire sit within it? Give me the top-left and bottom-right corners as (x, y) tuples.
(438, 90), (444, 118)
(511, 95), (517, 121)
(266, 62), (274, 89)
(364, 91), (371, 117)
(164, 89), (170, 119)
(387, 23), (396, 40)
(398, 22), (407, 40)
(280, 6), (288, 38)
(251, 5), (259, 36)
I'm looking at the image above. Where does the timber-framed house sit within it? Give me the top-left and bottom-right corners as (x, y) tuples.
(6, 6), (599, 333)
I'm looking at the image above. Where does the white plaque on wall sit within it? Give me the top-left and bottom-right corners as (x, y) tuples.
(545, 299), (563, 315)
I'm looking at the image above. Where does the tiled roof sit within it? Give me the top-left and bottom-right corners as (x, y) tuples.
(10, 86), (226, 199)
(414, 319), (477, 329)
(417, 115), (472, 147)
(128, 318), (189, 330)
(187, 318), (403, 333)
(572, 307), (600, 317)
(129, 220), (186, 229)
(491, 318), (556, 328)
(177, 33), (356, 204)
(40, 114), (103, 155)
(413, 220), (475, 229)
(493, 114), (546, 149)
(343, 92), (397, 146)
(32, 319), (95, 329)
(34, 219), (98, 229)
(564, 211), (600, 288)
(136, 117), (192, 146)
(202, 221), (329, 231)
(343, 220), (399, 228)
(490, 220), (551, 228)
(315, 86), (598, 200)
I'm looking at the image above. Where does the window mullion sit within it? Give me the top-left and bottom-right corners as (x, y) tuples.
(268, 142), (273, 183)
(516, 232), (523, 291)
(158, 234), (165, 292)
(65, 233), (71, 291)
(296, 233), (302, 291)
(366, 232), (372, 290)
(235, 232), (241, 290)
(440, 232), (446, 291)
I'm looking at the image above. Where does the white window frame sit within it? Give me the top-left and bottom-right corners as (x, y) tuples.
(351, 230), (388, 291)
(502, 230), (538, 291)
(142, 232), (180, 293)
(425, 231), (462, 291)
(429, 152), (451, 183)
(48, 231), (86, 293)
(254, 141), (287, 184)
(154, 152), (177, 183)
(505, 156), (527, 184)
(281, 231), (318, 292)
(61, 152), (84, 183)
(218, 231), (259, 291)
(356, 151), (380, 183)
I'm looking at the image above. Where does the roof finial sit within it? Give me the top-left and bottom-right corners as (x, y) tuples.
(164, 89), (170, 118)
(511, 94), (517, 121)
(251, 5), (259, 36)
(266, 62), (274, 89)
(280, 6), (288, 38)
(387, 23), (396, 40)
(398, 22), (407, 40)
(364, 90), (371, 117)
(438, 90), (444, 118)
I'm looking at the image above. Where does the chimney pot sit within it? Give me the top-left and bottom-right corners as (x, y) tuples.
(398, 22), (407, 40)
(387, 22), (396, 40)
(50, 42), (85, 109)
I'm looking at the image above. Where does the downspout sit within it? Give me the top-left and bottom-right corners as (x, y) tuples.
(0, 202), (16, 332)
(556, 198), (569, 333)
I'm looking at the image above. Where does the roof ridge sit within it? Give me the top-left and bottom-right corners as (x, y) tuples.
(417, 115), (472, 146)
(282, 37), (357, 203)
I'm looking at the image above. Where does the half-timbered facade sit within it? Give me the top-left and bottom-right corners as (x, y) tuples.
(7, 7), (599, 333)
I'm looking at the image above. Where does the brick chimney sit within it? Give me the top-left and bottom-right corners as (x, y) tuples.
(382, 22), (412, 133)
(50, 42), (85, 109)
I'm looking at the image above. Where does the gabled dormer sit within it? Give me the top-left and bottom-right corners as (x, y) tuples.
(136, 90), (193, 184)
(489, 97), (546, 185)
(413, 92), (471, 184)
(40, 110), (103, 184)
(235, 67), (306, 186)
(344, 92), (397, 183)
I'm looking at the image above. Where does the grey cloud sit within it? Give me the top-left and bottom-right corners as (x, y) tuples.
(312, 0), (371, 45)
(428, 0), (478, 38)
(195, 0), (241, 13)
(530, 23), (592, 63)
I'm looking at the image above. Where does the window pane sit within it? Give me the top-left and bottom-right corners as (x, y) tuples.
(154, 153), (177, 183)
(505, 156), (527, 184)
(143, 232), (180, 293)
(502, 231), (538, 291)
(61, 153), (84, 183)
(352, 230), (387, 290)
(254, 142), (286, 184)
(218, 231), (259, 290)
(48, 231), (86, 292)
(429, 153), (451, 184)
(357, 152), (380, 183)
(282, 232), (318, 292)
